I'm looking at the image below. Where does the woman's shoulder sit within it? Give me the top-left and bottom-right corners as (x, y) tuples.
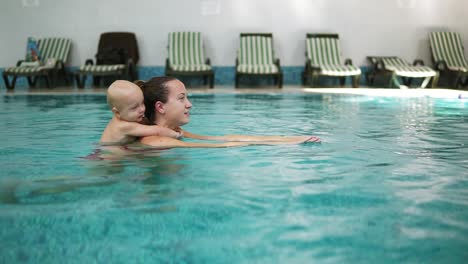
(140, 135), (163, 144)
(140, 135), (182, 147)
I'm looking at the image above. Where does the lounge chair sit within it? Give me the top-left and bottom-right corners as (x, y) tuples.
(165, 32), (214, 88)
(2, 37), (71, 89)
(366, 56), (439, 88)
(429, 32), (468, 88)
(302, 33), (361, 87)
(75, 32), (139, 88)
(235, 33), (282, 88)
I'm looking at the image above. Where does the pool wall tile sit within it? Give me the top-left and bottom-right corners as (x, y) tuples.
(1, 66), (373, 89)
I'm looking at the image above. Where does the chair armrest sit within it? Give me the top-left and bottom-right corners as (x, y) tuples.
(375, 58), (385, 70)
(85, 59), (94, 65)
(413, 59), (424, 66)
(56, 60), (65, 69)
(345, 58), (353, 66)
(366, 56), (377, 65)
(206, 58), (211, 65)
(236, 58), (239, 67)
(434, 60), (448, 71)
(16, 60), (26, 66)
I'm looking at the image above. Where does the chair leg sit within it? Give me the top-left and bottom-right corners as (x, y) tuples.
(3, 74), (17, 90)
(93, 76), (101, 87)
(278, 73), (283, 88)
(75, 74), (87, 89)
(366, 71), (375, 86)
(311, 73), (319, 87)
(453, 72), (462, 88)
(430, 72), (439, 88)
(27, 77), (37, 88)
(420, 76), (431, 88)
(44, 75), (51, 88)
(235, 74), (239, 88)
(403, 77), (411, 86)
(60, 67), (70, 85)
(461, 75), (468, 87)
(340, 77), (346, 87)
(353, 74), (361, 88)
(209, 74), (214, 88)
(389, 73), (400, 88)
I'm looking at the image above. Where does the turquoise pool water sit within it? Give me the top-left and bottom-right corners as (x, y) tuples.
(0, 93), (467, 263)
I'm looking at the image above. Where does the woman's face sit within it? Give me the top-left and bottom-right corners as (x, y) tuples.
(161, 80), (192, 127)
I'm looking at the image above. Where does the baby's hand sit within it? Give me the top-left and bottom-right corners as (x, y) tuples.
(173, 127), (184, 139)
(177, 131), (184, 139)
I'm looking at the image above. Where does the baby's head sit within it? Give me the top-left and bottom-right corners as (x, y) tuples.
(107, 80), (146, 122)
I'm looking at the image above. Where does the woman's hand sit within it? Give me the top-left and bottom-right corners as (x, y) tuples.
(306, 136), (321, 143)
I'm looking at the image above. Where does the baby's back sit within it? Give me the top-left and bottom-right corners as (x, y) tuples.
(100, 118), (137, 145)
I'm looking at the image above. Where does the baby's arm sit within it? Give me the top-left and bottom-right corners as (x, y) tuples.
(122, 122), (181, 139)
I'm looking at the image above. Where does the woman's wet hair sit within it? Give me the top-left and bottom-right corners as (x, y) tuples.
(134, 76), (177, 122)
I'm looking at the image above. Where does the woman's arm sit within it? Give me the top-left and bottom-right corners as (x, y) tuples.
(140, 135), (314, 149)
(140, 135), (251, 149)
(181, 130), (320, 142)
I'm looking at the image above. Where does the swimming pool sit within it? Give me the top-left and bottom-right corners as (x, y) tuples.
(0, 93), (467, 263)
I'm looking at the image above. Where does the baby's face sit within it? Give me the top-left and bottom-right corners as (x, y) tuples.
(118, 89), (146, 122)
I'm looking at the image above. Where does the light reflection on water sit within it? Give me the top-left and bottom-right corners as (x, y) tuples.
(0, 94), (467, 263)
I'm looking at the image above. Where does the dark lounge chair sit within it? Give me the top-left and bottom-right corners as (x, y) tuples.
(75, 32), (139, 88)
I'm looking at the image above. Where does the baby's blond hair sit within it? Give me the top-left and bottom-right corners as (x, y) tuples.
(107, 80), (141, 110)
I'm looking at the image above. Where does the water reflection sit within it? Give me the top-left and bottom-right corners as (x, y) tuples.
(0, 146), (186, 206)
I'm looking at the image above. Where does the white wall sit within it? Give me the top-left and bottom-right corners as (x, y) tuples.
(1, 0), (467, 67)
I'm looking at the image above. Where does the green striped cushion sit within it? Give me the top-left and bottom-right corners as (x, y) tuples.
(320, 65), (361, 76)
(4, 66), (44, 74)
(79, 64), (126, 73)
(171, 65), (211, 71)
(430, 32), (468, 72)
(168, 32), (210, 71)
(306, 37), (342, 66)
(236, 64), (279, 74)
(37, 38), (72, 62)
(238, 36), (275, 65)
(381, 57), (437, 78)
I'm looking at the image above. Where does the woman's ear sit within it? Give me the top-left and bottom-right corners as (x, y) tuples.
(155, 101), (165, 114)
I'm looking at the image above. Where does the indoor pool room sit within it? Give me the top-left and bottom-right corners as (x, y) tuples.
(1, 0), (468, 263)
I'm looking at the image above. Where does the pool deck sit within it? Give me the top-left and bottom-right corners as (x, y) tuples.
(2, 86), (468, 99)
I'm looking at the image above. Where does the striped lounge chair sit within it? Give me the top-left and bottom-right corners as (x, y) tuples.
(366, 56), (439, 88)
(75, 32), (139, 88)
(165, 32), (214, 88)
(429, 32), (468, 88)
(2, 38), (71, 89)
(235, 33), (283, 88)
(303, 34), (361, 88)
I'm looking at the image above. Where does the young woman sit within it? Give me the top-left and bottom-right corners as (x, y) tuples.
(136, 77), (320, 149)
